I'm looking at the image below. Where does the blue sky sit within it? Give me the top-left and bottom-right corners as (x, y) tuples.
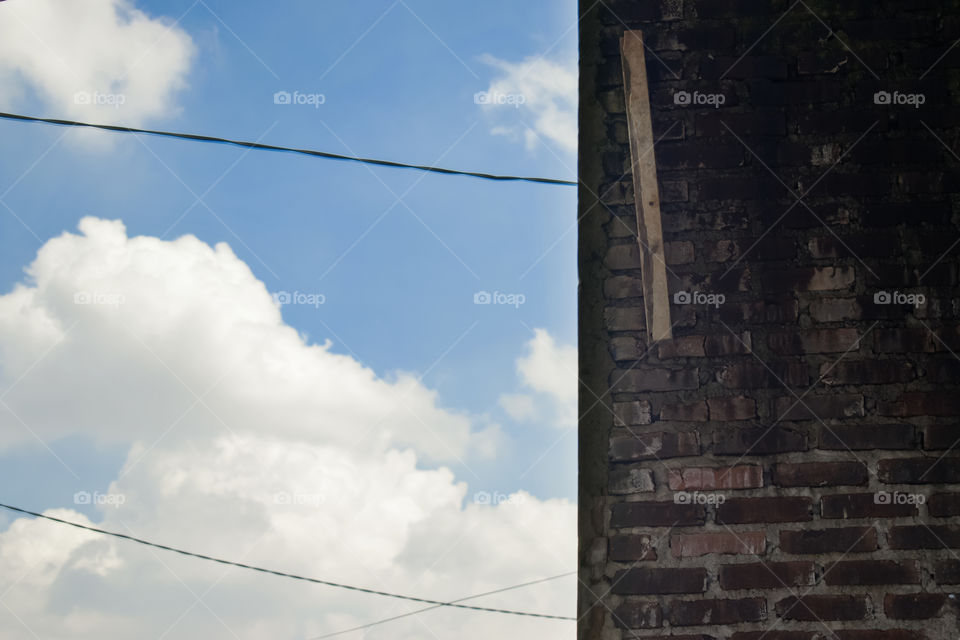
(0, 1), (578, 637)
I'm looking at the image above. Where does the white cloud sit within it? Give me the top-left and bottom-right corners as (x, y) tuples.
(499, 329), (577, 430)
(0, 0), (195, 127)
(478, 54), (577, 154)
(0, 219), (576, 638)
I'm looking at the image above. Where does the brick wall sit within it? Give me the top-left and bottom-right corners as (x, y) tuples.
(578, 1), (960, 639)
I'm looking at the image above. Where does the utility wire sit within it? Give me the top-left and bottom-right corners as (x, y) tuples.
(0, 112), (578, 187)
(0, 502), (575, 621)
(307, 571), (576, 639)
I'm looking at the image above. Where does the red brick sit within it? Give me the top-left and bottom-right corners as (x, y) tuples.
(611, 368), (700, 392)
(717, 497), (812, 524)
(667, 597), (767, 626)
(772, 461), (868, 487)
(774, 394), (864, 420)
(821, 493), (919, 519)
(824, 560), (921, 585)
(611, 568), (707, 595)
(779, 527), (878, 554)
(775, 595), (868, 621)
(660, 400), (708, 422)
(819, 360), (915, 384)
(888, 525), (960, 549)
(610, 501), (707, 528)
(929, 493), (960, 517)
(884, 593), (948, 619)
(719, 561), (815, 589)
(669, 465), (762, 491)
(707, 396), (757, 421)
(670, 531), (766, 558)
(819, 424), (916, 450)
(713, 427), (807, 455)
(768, 328), (861, 354)
(610, 432), (701, 461)
(609, 534), (657, 562)
(878, 457), (960, 484)
(612, 600), (662, 629)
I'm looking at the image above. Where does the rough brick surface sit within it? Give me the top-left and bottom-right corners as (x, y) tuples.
(578, 0), (960, 637)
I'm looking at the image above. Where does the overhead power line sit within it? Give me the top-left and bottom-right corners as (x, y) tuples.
(0, 112), (578, 187)
(308, 571), (576, 639)
(0, 502), (574, 622)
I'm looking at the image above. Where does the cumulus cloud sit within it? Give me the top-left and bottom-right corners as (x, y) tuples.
(477, 54), (577, 154)
(0, 219), (576, 638)
(0, 0), (195, 126)
(499, 329), (577, 430)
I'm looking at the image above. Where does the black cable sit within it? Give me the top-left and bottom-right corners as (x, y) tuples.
(0, 112), (578, 187)
(0, 502), (574, 621)
(307, 571), (576, 639)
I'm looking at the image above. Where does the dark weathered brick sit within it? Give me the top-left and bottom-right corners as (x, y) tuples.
(609, 534), (657, 562)
(611, 568), (707, 595)
(668, 465), (762, 490)
(717, 497), (812, 524)
(773, 394), (864, 420)
(924, 425), (960, 450)
(888, 525), (960, 549)
(775, 595), (868, 621)
(671, 531), (766, 558)
(772, 461), (868, 487)
(610, 432), (701, 461)
(611, 501), (707, 528)
(716, 362), (808, 388)
(934, 559), (960, 584)
(719, 561), (815, 590)
(707, 396), (757, 421)
(611, 368), (700, 392)
(819, 424), (916, 450)
(823, 560), (920, 585)
(779, 527), (878, 554)
(660, 400), (709, 422)
(612, 600), (663, 629)
(884, 593), (948, 619)
(878, 457), (960, 484)
(768, 328), (860, 354)
(821, 493), (918, 519)
(668, 597), (767, 626)
(818, 360), (915, 384)
(713, 427), (807, 455)
(929, 493), (960, 517)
